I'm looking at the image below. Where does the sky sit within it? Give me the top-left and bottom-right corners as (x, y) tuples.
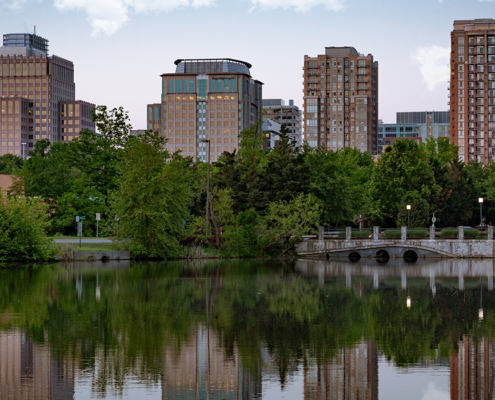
(0, 0), (494, 128)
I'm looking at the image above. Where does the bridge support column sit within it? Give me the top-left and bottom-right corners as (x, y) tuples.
(488, 226), (493, 241)
(346, 227), (352, 241)
(401, 226), (407, 241)
(373, 226), (379, 241)
(430, 226), (435, 240)
(458, 226), (464, 240)
(318, 226), (324, 240)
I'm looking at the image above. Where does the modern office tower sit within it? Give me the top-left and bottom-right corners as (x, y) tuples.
(262, 99), (302, 146)
(147, 58), (263, 162)
(378, 111), (450, 153)
(262, 118), (281, 150)
(59, 100), (96, 142)
(0, 31), (94, 157)
(450, 19), (495, 163)
(303, 47), (379, 154)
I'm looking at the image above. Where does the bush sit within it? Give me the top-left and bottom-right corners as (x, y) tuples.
(383, 229), (401, 238)
(407, 229), (428, 238)
(0, 194), (55, 261)
(440, 228), (458, 238)
(464, 229), (481, 238)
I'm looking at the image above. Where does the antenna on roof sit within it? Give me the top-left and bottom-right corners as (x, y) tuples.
(34, 26), (36, 35)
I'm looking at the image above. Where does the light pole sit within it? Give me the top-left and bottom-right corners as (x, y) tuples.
(21, 142), (26, 160)
(406, 204), (411, 228)
(202, 139), (211, 237)
(479, 197), (484, 236)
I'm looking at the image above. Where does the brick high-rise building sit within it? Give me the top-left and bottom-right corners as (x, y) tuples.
(147, 58), (263, 162)
(0, 32), (95, 157)
(303, 47), (378, 154)
(450, 19), (495, 163)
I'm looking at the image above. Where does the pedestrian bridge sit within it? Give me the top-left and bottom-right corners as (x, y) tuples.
(295, 238), (495, 260)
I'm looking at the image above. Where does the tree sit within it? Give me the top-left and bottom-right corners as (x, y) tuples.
(0, 193), (55, 261)
(305, 146), (373, 227)
(111, 131), (193, 259)
(0, 154), (24, 174)
(262, 193), (322, 256)
(367, 139), (443, 227)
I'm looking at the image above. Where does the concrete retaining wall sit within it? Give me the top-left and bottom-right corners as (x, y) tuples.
(295, 239), (495, 258)
(73, 251), (130, 261)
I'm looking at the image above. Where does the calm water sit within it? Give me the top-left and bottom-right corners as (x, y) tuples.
(1, 258), (494, 399)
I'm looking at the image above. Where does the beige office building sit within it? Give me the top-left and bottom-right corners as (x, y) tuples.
(450, 19), (495, 163)
(147, 58), (263, 162)
(0, 32), (95, 157)
(303, 47), (379, 154)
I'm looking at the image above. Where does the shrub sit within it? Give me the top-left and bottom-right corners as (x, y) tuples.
(407, 229), (428, 238)
(440, 228), (458, 238)
(383, 229), (401, 238)
(0, 194), (55, 261)
(464, 229), (481, 238)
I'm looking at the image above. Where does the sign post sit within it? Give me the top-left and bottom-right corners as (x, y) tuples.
(359, 215), (363, 231)
(432, 213), (436, 227)
(77, 222), (82, 248)
(96, 213), (101, 239)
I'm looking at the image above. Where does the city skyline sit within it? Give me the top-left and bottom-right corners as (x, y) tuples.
(0, 1), (493, 131)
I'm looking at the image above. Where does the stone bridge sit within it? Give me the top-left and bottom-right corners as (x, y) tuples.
(296, 237), (495, 260)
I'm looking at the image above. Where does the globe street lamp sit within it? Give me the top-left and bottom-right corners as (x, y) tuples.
(406, 205), (411, 228)
(479, 197), (484, 236)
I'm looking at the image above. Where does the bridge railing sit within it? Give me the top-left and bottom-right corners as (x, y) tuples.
(320, 226), (495, 240)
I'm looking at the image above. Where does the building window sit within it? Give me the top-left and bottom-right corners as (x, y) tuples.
(168, 80), (174, 94)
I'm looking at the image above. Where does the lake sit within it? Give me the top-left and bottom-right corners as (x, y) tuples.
(0, 257), (493, 399)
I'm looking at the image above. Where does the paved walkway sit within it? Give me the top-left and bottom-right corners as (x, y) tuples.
(53, 238), (112, 243)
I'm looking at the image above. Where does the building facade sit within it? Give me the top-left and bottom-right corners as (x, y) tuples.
(147, 58), (263, 162)
(0, 32), (95, 157)
(262, 118), (281, 151)
(303, 47), (379, 154)
(450, 19), (495, 163)
(262, 99), (302, 146)
(378, 111), (450, 153)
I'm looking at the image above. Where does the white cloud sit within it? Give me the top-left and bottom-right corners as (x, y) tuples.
(53, 0), (216, 36)
(412, 45), (450, 92)
(421, 382), (449, 400)
(248, 0), (345, 13)
(0, 0), (28, 11)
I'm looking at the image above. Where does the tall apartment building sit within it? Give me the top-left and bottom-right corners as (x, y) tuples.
(378, 111), (450, 153)
(147, 58), (263, 162)
(262, 99), (302, 146)
(0, 32), (95, 157)
(303, 47), (378, 154)
(450, 19), (495, 163)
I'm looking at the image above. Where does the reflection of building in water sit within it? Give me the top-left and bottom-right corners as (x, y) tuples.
(0, 330), (75, 400)
(162, 326), (260, 400)
(450, 336), (495, 400)
(304, 340), (378, 400)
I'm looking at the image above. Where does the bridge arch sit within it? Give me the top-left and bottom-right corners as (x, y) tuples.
(403, 250), (418, 263)
(375, 249), (390, 263)
(348, 252), (361, 262)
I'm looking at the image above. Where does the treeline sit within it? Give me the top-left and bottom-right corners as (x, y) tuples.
(2, 105), (495, 259)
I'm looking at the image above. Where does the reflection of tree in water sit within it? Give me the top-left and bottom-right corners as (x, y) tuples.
(2, 260), (495, 396)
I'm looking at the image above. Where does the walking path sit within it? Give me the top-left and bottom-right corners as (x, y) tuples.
(53, 238), (112, 243)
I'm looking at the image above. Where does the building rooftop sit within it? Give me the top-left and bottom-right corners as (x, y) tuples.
(2, 33), (48, 55)
(174, 58), (252, 76)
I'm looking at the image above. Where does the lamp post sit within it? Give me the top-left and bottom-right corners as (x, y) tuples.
(21, 142), (26, 160)
(202, 139), (211, 237)
(406, 205), (411, 228)
(479, 197), (484, 236)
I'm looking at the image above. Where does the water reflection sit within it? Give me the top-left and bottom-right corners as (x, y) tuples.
(2, 259), (495, 399)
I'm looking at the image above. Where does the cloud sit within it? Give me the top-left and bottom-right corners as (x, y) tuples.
(53, 0), (216, 36)
(248, 0), (345, 12)
(421, 382), (449, 400)
(412, 45), (450, 92)
(0, 0), (28, 11)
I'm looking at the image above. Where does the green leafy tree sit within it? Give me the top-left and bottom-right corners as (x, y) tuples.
(262, 193), (322, 256)
(111, 131), (193, 259)
(367, 139), (443, 227)
(0, 154), (24, 174)
(0, 193), (55, 261)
